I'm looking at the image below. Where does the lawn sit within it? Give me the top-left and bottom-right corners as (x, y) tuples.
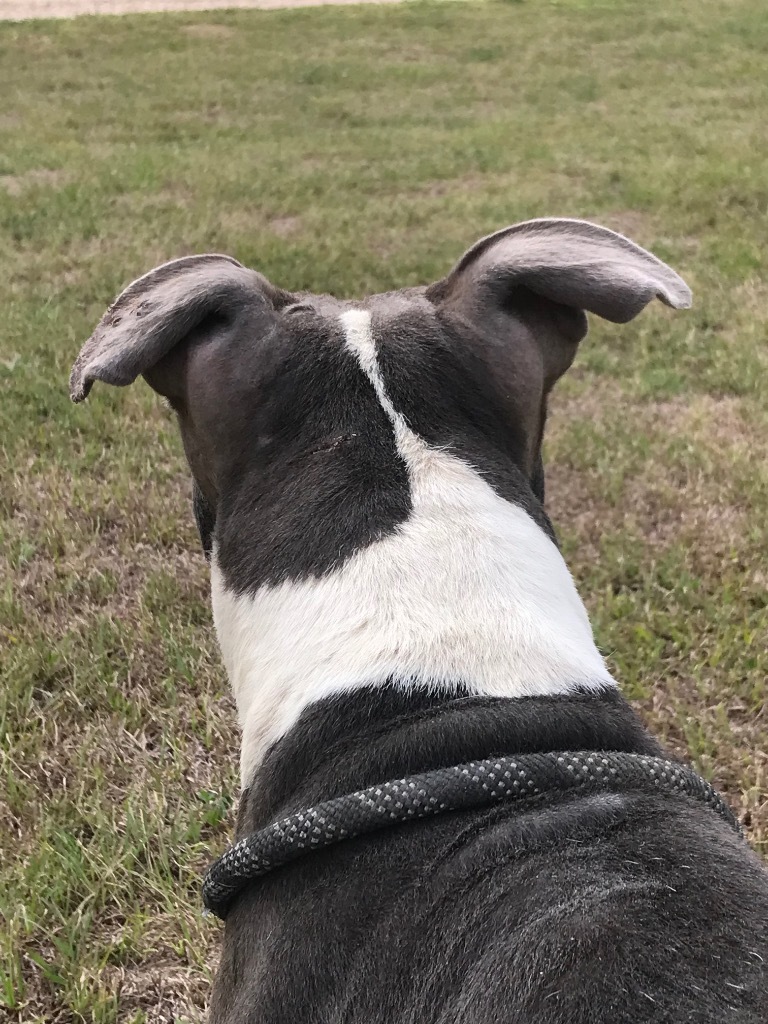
(1, 0), (766, 1019)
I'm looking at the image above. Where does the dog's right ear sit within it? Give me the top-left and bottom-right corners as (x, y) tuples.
(69, 254), (294, 403)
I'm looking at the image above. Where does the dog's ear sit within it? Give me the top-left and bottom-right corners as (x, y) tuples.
(427, 218), (691, 383)
(70, 254), (293, 403)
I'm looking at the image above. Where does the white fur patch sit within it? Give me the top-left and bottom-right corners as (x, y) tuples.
(212, 308), (615, 785)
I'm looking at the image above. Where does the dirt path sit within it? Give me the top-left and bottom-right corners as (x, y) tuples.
(1, 0), (401, 21)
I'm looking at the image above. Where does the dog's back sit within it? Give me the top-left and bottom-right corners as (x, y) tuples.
(210, 689), (768, 1024)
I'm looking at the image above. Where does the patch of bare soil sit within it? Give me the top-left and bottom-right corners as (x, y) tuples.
(0, 168), (69, 196)
(2, 0), (402, 21)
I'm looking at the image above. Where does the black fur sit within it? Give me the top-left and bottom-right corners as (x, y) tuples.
(203, 290), (564, 589)
(210, 687), (768, 1023)
(374, 304), (557, 540)
(193, 483), (215, 559)
(214, 309), (412, 591)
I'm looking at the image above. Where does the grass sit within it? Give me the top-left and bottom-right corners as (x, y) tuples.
(1, 0), (766, 1019)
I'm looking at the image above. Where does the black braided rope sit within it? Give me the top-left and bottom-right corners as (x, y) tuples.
(203, 750), (742, 919)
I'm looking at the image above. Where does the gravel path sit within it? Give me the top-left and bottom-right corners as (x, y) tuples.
(1, 0), (401, 20)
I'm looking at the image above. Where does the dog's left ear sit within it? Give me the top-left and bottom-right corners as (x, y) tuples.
(69, 253), (293, 403)
(427, 218), (692, 383)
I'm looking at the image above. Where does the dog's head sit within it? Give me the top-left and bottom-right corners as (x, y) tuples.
(71, 218), (691, 775)
(71, 218), (690, 592)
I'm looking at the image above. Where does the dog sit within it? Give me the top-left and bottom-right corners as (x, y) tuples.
(70, 219), (768, 1023)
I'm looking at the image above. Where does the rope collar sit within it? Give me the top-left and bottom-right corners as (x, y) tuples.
(203, 750), (742, 920)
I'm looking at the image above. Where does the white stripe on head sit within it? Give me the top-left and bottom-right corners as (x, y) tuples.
(212, 308), (615, 786)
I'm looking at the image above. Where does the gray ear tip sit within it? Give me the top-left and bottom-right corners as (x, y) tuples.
(661, 281), (693, 310)
(69, 362), (92, 402)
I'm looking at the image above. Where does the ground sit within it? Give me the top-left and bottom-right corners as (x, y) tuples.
(2, 0), (401, 22)
(1, 0), (766, 1021)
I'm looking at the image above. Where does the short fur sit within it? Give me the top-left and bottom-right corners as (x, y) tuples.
(212, 687), (768, 1024)
(69, 219), (767, 1023)
(214, 308), (613, 782)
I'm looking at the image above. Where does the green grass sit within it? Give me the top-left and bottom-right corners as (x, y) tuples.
(1, 0), (767, 1019)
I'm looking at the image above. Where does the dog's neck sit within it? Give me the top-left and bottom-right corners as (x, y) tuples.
(236, 686), (660, 839)
(211, 309), (615, 787)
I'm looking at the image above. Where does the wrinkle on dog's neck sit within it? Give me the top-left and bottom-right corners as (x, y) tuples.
(211, 310), (615, 787)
